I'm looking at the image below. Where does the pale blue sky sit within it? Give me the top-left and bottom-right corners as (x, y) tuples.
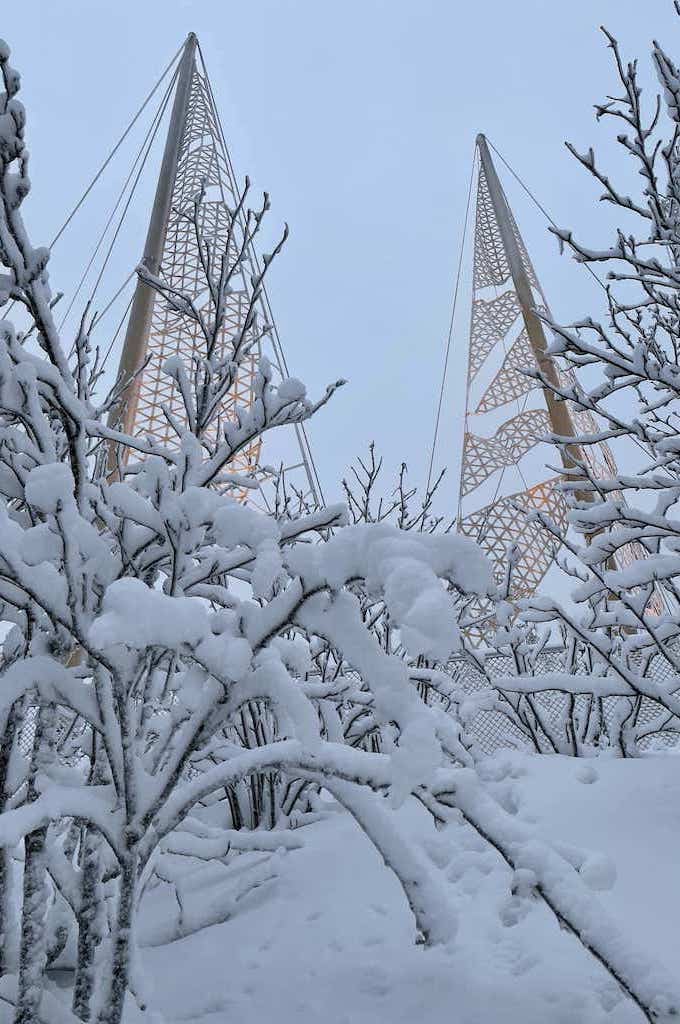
(2, 1), (678, 508)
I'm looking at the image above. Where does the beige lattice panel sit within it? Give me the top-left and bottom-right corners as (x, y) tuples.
(458, 152), (632, 635)
(476, 328), (538, 413)
(468, 291), (521, 381)
(461, 409), (551, 495)
(458, 148), (659, 641)
(472, 164), (539, 291)
(460, 161), (568, 607)
(459, 478), (570, 645)
(460, 477), (568, 597)
(130, 68), (261, 499)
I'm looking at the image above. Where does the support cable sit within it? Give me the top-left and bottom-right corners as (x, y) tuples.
(99, 293), (135, 375)
(4, 41), (183, 327)
(83, 63), (179, 357)
(86, 69), (177, 313)
(426, 147), (476, 493)
(92, 273), (136, 338)
(49, 42), (184, 250)
(486, 139), (605, 292)
(62, 63), (180, 337)
(197, 41), (326, 507)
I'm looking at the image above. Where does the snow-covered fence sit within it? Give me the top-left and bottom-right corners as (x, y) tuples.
(448, 645), (680, 756)
(17, 642), (678, 763)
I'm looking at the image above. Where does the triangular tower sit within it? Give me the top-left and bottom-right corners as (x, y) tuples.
(458, 136), (620, 634)
(109, 34), (322, 507)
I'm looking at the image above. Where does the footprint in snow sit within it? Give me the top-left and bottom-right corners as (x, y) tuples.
(576, 764), (598, 784)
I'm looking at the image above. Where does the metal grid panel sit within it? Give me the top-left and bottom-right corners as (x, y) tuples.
(460, 477), (569, 603)
(448, 647), (680, 756)
(17, 648), (679, 762)
(458, 152), (624, 636)
(461, 409), (551, 495)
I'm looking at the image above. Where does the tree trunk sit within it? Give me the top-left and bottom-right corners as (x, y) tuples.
(14, 703), (56, 1024)
(0, 706), (18, 976)
(72, 735), (107, 1021)
(72, 823), (105, 1021)
(14, 825), (49, 1024)
(97, 852), (137, 1024)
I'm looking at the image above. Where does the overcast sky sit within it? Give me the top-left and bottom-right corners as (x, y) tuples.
(3, 1), (679, 510)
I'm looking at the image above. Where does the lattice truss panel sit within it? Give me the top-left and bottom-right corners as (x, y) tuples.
(462, 478), (568, 598)
(459, 159), (619, 608)
(129, 66), (264, 499)
(461, 410), (551, 496)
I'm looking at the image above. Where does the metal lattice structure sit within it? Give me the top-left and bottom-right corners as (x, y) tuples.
(133, 66), (260, 493)
(111, 35), (321, 508)
(461, 410), (552, 495)
(458, 137), (621, 632)
(461, 478), (568, 596)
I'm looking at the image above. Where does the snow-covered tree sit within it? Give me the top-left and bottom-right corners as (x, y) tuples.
(0, 38), (491, 1024)
(499, 22), (680, 758)
(2, 33), (679, 1024)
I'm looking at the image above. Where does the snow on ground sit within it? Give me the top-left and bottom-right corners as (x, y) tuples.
(115, 753), (680, 1024)
(519, 752), (680, 980)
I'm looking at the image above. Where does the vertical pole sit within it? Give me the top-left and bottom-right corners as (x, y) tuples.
(108, 33), (198, 442)
(476, 134), (584, 476)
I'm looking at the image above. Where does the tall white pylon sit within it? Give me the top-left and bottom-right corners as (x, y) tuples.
(109, 33), (322, 507)
(457, 136), (621, 634)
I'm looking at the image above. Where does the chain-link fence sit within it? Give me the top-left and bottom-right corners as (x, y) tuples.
(16, 644), (680, 762)
(17, 703), (89, 759)
(447, 645), (680, 755)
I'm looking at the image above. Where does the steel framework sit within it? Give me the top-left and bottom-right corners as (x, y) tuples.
(458, 137), (622, 634)
(110, 34), (322, 507)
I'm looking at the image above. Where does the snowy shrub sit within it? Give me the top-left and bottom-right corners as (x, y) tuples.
(498, 22), (680, 757)
(0, 39), (494, 1024)
(464, 608), (680, 757)
(1, 31), (679, 1024)
(336, 454), (680, 759)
